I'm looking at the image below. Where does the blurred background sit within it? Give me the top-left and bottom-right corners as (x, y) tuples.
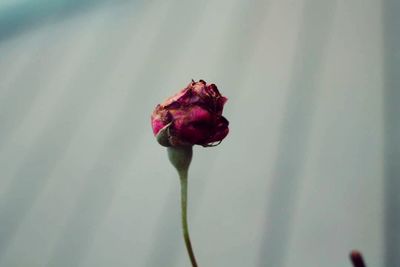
(0, 0), (398, 266)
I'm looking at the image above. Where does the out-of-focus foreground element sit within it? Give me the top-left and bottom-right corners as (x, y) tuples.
(350, 251), (366, 267)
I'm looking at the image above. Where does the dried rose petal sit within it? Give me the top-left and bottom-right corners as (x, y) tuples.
(151, 80), (229, 147)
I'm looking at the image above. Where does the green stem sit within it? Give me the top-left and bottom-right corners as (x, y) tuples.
(179, 170), (198, 267)
(167, 146), (198, 266)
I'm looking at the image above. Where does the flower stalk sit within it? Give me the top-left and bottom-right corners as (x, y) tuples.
(167, 146), (198, 267)
(179, 169), (198, 267)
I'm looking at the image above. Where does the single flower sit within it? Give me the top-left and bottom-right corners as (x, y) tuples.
(151, 80), (229, 147)
(151, 80), (229, 267)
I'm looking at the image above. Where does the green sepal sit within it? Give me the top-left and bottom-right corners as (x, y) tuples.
(167, 146), (193, 175)
(156, 123), (172, 147)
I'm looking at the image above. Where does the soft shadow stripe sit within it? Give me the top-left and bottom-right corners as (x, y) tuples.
(258, 1), (337, 266)
(0, 6), (129, 261)
(383, 0), (400, 266)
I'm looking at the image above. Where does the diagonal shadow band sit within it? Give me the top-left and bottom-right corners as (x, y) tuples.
(383, 0), (400, 266)
(0, 1), (140, 152)
(258, 0), (337, 266)
(0, 2), (146, 262)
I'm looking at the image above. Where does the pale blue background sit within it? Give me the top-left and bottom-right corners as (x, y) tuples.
(0, 0), (398, 266)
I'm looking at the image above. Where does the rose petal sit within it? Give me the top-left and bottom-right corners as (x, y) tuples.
(151, 118), (165, 135)
(203, 116), (229, 145)
(151, 80), (229, 146)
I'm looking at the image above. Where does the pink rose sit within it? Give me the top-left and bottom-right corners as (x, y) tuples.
(151, 80), (229, 147)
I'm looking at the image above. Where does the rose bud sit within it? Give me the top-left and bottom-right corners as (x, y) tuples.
(151, 80), (229, 147)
